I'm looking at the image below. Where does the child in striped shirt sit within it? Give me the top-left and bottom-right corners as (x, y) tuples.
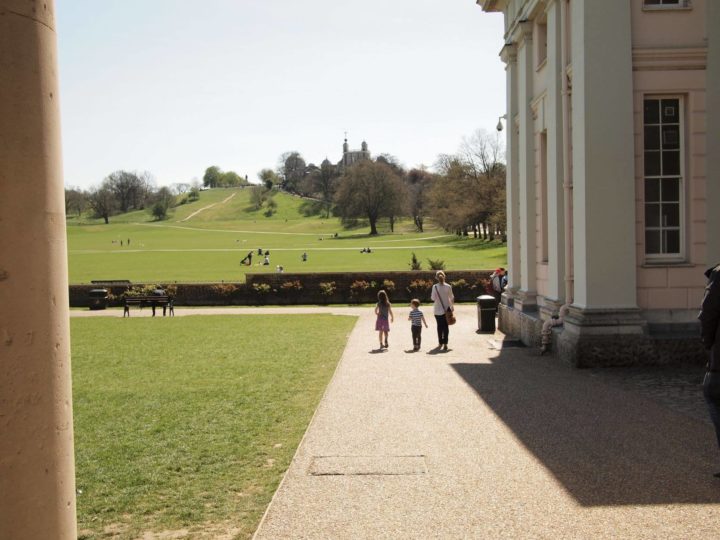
(408, 299), (428, 351)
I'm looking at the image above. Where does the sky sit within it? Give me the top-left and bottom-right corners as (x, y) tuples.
(56, 0), (506, 189)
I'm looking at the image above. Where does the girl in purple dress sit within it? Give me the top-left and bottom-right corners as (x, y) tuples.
(374, 290), (394, 349)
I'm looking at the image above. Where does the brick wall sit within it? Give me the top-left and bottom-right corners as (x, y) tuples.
(69, 270), (493, 308)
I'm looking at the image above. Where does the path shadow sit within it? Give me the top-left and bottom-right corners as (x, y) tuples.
(451, 349), (720, 506)
(369, 348), (387, 354)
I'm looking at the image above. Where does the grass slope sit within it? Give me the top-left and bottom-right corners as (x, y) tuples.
(68, 188), (507, 283)
(72, 314), (357, 539)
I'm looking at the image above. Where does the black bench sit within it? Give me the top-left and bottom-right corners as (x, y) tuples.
(123, 296), (174, 317)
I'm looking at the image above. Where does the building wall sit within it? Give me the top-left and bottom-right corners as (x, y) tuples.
(480, 0), (712, 363)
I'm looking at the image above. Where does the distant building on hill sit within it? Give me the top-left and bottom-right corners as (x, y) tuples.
(338, 137), (370, 171)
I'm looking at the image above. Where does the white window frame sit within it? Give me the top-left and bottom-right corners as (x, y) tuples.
(643, 95), (686, 263)
(643, 0), (692, 11)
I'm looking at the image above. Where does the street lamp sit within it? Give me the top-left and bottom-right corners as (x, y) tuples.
(496, 114), (507, 132)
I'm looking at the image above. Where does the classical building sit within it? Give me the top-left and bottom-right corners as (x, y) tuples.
(338, 137), (371, 170)
(476, 0), (720, 366)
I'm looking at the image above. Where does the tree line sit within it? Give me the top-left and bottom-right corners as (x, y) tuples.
(65, 164), (251, 223)
(259, 129), (506, 238)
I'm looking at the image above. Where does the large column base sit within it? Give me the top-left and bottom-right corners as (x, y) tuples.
(498, 304), (707, 367)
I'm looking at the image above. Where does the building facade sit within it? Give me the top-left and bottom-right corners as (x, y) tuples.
(477, 0), (720, 366)
(338, 138), (371, 170)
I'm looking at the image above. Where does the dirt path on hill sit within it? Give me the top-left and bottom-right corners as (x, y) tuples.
(180, 192), (236, 222)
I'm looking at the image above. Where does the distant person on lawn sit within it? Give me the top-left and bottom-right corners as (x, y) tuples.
(375, 290), (394, 350)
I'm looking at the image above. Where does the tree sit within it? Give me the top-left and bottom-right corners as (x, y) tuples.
(150, 186), (174, 220)
(306, 159), (339, 218)
(203, 166), (222, 188)
(258, 168), (280, 191)
(64, 187), (87, 217)
(249, 185), (267, 210)
(278, 152), (306, 193)
(334, 160), (406, 235)
(427, 130), (506, 239)
(405, 168), (434, 232)
(87, 184), (116, 224)
(105, 170), (152, 213)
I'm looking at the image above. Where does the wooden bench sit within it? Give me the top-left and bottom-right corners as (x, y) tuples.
(123, 296), (174, 317)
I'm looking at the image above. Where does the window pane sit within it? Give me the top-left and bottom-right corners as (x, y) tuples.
(664, 230), (680, 253)
(645, 151), (661, 176)
(662, 203), (679, 227)
(645, 0), (661, 5)
(661, 178), (680, 201)
(645, 203), (660, 227)
(645, 178), (660, 201)
(645, 126), (660, 150)
(662, 151), (680, 175)
(644, 99), (659, 124)
(646, 230), (661, 254)
(662, 125), (679, 149)
(662, 99), (680, 123)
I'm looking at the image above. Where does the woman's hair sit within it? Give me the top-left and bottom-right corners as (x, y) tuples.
(377, 290), (389, 306)
(435, 270), (446, 280)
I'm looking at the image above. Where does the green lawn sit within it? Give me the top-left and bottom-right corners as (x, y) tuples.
(72, 314), (357, 539)
(67, 188), (507, 283)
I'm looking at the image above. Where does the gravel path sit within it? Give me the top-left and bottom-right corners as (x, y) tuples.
(251, 305), (720, 539)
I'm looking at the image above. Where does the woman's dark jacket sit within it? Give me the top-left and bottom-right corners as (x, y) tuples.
(700, 263), (720, 354)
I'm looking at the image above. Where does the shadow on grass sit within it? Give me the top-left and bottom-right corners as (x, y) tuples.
(451, 350), (720, 506)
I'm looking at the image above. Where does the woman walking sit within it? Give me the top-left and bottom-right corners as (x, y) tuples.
(431, 270), (454, 351)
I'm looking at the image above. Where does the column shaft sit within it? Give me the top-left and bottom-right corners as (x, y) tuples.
(570, 0), (636, 309)
(503, 46), (520, 291)
(707, 0), (720, 265)
(517, 26), (537, 308)
(0, 1), (77, 538)
(544, 0), (565, 306)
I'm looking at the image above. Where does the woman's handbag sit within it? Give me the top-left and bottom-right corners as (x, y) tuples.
(434, 284), (456, 325)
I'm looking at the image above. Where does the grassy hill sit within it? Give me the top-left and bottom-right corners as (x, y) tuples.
(67, 187), (507, 283)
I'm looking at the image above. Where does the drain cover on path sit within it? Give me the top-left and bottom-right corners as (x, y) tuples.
(309, 455), (427, 476)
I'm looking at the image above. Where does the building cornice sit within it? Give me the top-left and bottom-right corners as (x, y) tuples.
(632, 47), (707, 71)
(500, 42), (518, 64)
(476, 0), (505, 13)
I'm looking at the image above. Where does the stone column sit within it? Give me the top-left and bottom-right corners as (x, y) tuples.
(707, 0), (720, 265)
(542, 0), (566, 313)
(516, 22), (537, 311)
(501, 44), (519, 293)
(558, 0), (646, 367)
(0, 1), (77, 538)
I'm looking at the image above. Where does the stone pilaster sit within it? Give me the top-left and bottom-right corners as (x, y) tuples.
(0, 1), (77, 538)
(707, 0), (720, 265)
(516, 21), (538, 312)
(557, 0), (644, 365)
(543, 0), (566, 308)
(500, 43), (520, 295)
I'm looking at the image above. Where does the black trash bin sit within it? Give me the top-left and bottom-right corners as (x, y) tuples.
(88, 288), (109, 310)
(477, 295), (497, 333)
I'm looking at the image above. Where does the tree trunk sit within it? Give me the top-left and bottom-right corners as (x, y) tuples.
(369, 217), (378, 235)
(103, 215), (109, 224)
(389, 216), (395, 232)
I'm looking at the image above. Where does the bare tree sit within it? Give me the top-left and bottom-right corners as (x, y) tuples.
(334, 160), (405, 235)
(87, 184), (116, 224)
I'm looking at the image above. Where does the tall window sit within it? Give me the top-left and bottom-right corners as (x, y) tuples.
(644, 0), (690, 7)
(643, 98), (683, 258)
